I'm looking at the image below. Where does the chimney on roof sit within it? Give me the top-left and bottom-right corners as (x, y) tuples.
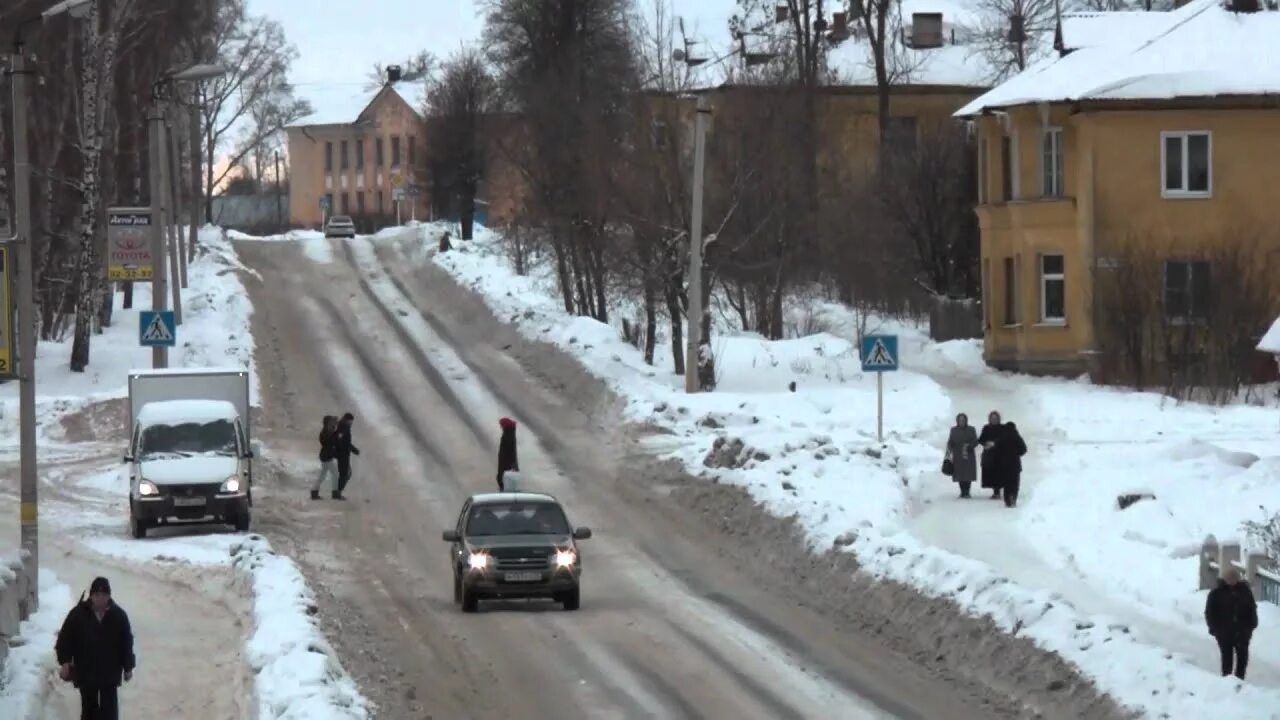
(910, 12), (944, 49)
(387, 65), (403, 83)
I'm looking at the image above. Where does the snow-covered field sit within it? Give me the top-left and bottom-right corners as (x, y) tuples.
(0, 227), (367, 719)
(421, 221), (1280, 720)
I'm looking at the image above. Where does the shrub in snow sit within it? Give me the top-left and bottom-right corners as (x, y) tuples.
(1245, 511), (1280, 564)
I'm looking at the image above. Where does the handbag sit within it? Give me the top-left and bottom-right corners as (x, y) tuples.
(941, 450), (954, 476)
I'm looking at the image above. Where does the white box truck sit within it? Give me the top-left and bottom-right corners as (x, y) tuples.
(124, 368), (256, 539)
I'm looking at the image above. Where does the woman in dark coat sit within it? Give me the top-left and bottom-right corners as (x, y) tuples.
(946, 413), (979, 498)
(977, 411), (1003, 499)
(998, 422), (1028, 508)
(497, 417), (519, 491)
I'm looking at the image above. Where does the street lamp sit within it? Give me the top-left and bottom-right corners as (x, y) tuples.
(7, 0), (93, 617)
(147, 63), (226, 366)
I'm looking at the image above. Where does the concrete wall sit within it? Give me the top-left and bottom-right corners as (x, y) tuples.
(210, 195), (289, 232)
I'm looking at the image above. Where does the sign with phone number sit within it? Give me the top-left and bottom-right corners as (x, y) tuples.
(108, 266), (154, 281)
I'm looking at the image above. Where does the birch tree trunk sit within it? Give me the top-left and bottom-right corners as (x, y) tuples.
(70, 1), (122, 372)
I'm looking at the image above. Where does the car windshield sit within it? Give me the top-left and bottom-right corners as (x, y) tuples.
(139, 419), (238, 460)
(330, 216), (352, 224)
(467, 502), (570, 537)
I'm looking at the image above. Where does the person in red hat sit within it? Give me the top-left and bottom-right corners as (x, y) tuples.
(497, 417), (519, 491)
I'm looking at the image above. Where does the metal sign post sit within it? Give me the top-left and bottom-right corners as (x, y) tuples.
(0, 245), (16, 379)
(107, 207), (155, 282)
(860, 334), (900, 443)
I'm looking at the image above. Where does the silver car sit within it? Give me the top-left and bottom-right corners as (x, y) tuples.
(324, 215), (356, 238)
(443, 492), (592, 612)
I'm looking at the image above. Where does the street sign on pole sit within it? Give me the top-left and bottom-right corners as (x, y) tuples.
(107, 207), (154, 281)
(319, 196), (331, 210)
(139, 310), (177, 347)
(861, 334), (899, 443)
(0, 245), (15, 379)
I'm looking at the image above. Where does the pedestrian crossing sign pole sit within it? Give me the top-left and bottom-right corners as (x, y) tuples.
(139, 310), (177, 348)
(860, 334), (900, 443)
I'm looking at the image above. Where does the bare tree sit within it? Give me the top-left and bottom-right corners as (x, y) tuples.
(971, 0), (1059, 81)
(194, 0), (307, 221)
(424, 47), (496, 241)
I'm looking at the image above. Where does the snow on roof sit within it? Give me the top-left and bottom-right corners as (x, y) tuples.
(673, 0), (992, 90)
(957, 0), (1280, 116)
(290, 79), (430, 128)
(1258, 316), (1280, 353)
(136, 399), (240, 427)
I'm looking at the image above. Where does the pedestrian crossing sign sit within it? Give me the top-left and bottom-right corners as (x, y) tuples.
(860, 334), (899, 372)
(139, 311), (176, 347)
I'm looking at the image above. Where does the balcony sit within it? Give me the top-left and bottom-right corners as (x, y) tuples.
(977, 197), (1077, 233)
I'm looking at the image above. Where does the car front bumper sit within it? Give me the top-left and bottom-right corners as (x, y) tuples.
(134, 489), (249, 523)
(463, 566), (581, 598)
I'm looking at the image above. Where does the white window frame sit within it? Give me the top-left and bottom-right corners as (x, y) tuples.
(1038, 253), (1066, 324)
(1041, 127), (1064, 197)
(1160, 131), (1212, 199)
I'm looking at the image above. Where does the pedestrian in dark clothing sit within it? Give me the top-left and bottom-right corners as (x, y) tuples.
(977, 411), (1003, 499)
(1205, 566), (1258, 679)
(497, 417), (519, 491)
(946, 413), (980, 498)
(55, 577), (135, 720)
(997, 421), (1028, 508)
(312, 415), (339, 500)
(332, 413), (360, 500)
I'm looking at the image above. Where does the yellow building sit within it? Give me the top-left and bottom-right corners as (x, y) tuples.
(956, 0), (1280, 378)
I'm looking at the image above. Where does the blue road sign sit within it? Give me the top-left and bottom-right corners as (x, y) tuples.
(319, 196), (331, 210)
(139, 311), (176, 347)
(860, 334), (899, 372)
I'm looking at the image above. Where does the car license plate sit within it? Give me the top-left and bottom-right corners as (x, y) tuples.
(504, 571), (541, 582)
(172, 496), (206, 507)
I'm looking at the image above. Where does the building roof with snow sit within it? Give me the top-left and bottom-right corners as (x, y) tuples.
(957, 0), (1280, 116)
(289, 79), (429, 129)
(1258, 316), (1280, 353)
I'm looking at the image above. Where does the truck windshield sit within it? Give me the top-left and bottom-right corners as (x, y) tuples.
(139, 419), (238, 459)
(467, 503), (570, 537)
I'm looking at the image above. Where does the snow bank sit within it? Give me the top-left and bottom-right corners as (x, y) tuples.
(424, 224), (1280, 719)
(230, 536), (369, 720)
(0, 571), (73, 720)
(230, 228), (333, 265)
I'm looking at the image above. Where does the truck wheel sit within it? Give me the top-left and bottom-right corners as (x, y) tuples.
(453, 571), (462, 604)
(130, 513), (147, 540)
(234, 512), (251, 533)
(460, 584), (479, 613)
(562, 587), (580, 611)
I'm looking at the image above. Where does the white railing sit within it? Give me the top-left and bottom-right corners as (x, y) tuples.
(1200, 535), (1280, 606)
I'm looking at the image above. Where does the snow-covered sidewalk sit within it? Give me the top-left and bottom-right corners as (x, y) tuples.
(409, 221), (1280, 720)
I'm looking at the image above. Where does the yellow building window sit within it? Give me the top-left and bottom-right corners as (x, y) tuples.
(1039, 254), (1065, 323)
(1041, 128), (1063, 197)
(1161, 132), (1211, 198)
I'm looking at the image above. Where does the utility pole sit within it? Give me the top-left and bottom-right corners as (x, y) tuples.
(149, 103), (169, 369)
(187, 103), (200, 266)
(684, 94), (710, 394)
(162, 115), (182, 324)
(11, 48), (39, 613)
(167, 115), (187, 292)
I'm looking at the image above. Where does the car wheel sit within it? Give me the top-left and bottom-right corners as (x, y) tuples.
(233, 512), (251, 533)
(562, 587), (580, 611)
(460, 584), (479, 613)
(129, 512), (147, 540)
(453, 571), (462, 604)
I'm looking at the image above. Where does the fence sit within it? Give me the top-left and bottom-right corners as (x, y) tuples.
(1199, 535), (1280, 606)
(928, 295), (983, 342)
(210, 194), (289, 234)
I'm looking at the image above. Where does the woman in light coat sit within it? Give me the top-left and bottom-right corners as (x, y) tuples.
(947, 413), (980, 498)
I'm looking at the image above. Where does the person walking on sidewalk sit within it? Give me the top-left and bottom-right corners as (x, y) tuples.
(946, 413), (979, 498)
(311, 415), (339, 500)
(497, 417), (519, 491)
(332, 412), (360, 500)
(1205, 566), (1258, 680)
(55, 576), (135, 720)
(977, 411), (1004, 499)
(996, 421), (1028, 508)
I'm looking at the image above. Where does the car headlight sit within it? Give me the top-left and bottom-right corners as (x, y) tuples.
(554, 550), (577, 567)
(467, 552), (490, 570)
(220, 477), (241, 494)
(138, 480), (159, 497)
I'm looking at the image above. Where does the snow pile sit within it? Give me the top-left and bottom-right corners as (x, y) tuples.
(229, 228), (333, 265)
(0, 571), (73, 720)
(230, 535), (369, 720)
(427, 225), (1280, 719)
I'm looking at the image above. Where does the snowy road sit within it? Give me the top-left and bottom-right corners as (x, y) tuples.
(229, 233), (1095, 720)
(0, 456), (252, 720)
(910, 370), (1280, 687)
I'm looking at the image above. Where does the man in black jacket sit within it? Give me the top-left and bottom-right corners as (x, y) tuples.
(333, 412), (360, 500)
(55, 576), (135, 720)
(1205, 566), (1259, 679)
